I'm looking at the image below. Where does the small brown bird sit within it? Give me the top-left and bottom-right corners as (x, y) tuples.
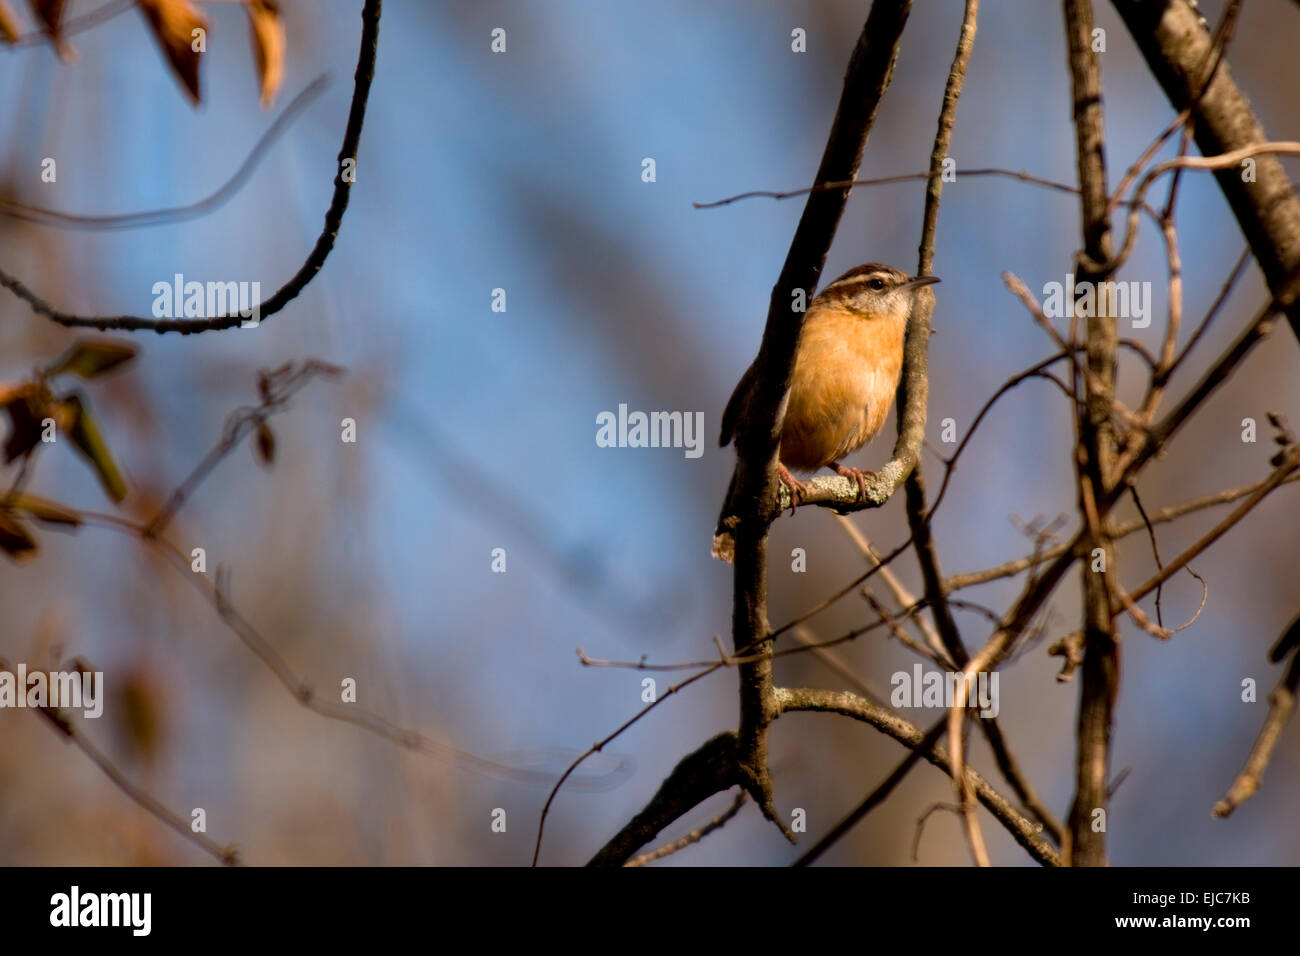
(719, 262), (939, 519)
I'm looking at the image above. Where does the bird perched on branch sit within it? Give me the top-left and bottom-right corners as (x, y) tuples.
(713, 263), (938, 561)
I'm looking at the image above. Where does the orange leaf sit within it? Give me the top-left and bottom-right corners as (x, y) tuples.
(137, 0), (209, 105)
(245, 0), (285, 108)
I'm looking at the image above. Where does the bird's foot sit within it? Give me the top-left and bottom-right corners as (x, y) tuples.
(833, 463), (876, 502)
(777, 462), (807, 515)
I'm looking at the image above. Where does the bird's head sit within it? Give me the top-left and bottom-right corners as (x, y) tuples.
(816, 263), (940, 325)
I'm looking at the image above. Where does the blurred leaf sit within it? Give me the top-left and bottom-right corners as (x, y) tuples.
(254, 421), (276, 468)
(118, 665), (166, 761)
(60, 393), (128, 503)
(0, 510), (37, 561)
(11, 493), (81, 528)
(245, 0), (284, 108)
(2, 383), (47, 463)
(137, 0), (208, 104)
(47, 339), (139, 380)
(0, 1), (21, 44)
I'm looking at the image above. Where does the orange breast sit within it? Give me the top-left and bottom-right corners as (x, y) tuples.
(778, 306), (905, 472)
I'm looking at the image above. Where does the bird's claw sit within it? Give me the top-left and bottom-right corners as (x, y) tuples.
(777, 463), (807, 516)
(833, 463), (875, 502)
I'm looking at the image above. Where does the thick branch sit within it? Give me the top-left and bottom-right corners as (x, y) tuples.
(1110, 0), (1300, 342)
(1064, 0), (1118, 869)
(587, 733), (738, 867)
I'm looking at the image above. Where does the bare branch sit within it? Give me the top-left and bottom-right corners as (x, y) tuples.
(945, 472), (1300, 592)
(0, 0), (382, 334)
(778, 688), (1061, 867)
(1214, 616), (1300, 817)
(1111, 0), (1300, 342)
(587, 733), (739, 868)
(1063, 0), (1118, 868)
(0, 660), (242, 867)
(0, 76), (331, 231)
(624, 791), (748, 868)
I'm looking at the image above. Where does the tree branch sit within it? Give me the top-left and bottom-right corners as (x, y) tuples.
(587, 733), (739, 868)
(777, 688), (1061, 866)
(1214, 615), (1300, 817)
(1063, 0), (1118, 869)
(0, 0), (382, 334)
(1110, 0), (1300, 342)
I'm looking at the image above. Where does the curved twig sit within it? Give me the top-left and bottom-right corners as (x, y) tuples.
(0, 0), (382, 334)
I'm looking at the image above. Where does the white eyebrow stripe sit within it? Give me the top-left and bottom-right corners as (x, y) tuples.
(825, 272), (896, 289)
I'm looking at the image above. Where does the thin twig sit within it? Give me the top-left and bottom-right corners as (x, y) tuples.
(778, 689), (1060, 867)
(944, 471), (1300, 591)
(145, 361), (343, 538)
(1213, 617), (1300, 817)
(0, 671), (241, 867)
(0, 76), (331, 230)
(624, 792), (747, 867)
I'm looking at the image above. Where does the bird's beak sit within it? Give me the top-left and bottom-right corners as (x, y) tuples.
(900, 275), (941, 292)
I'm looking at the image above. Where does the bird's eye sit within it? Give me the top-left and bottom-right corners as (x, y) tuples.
(867, 278), (886, 291)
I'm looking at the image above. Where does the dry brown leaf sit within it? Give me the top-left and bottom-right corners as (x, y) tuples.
(0, 510), (38, 562)
(254, 421), (276, 468)
(245, 0), (285, 108)
(137, 0), (210, 105)
(2, 382), (48, 463)
(46, 338), (139, 379)
(60, 392), (128, 503)
(0, 0), (22, 45)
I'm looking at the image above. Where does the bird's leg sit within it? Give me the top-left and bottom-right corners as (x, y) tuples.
(776, 462), (807, 515)
(832, 462), (875, 501)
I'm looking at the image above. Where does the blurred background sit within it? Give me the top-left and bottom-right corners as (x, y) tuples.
(1, 0), (1298, 865)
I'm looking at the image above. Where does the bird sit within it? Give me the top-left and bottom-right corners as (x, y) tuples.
(713, 263), (938, 560)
